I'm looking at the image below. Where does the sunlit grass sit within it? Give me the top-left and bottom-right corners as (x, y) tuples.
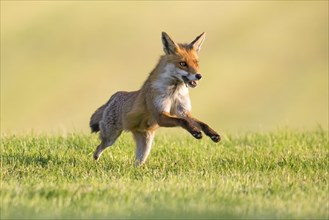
(1, 129), (328, 219)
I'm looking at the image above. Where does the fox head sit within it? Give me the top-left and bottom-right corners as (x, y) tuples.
(161, 32), (206, 88)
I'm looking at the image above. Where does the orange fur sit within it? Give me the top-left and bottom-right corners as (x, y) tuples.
(90, 32), (220, 166)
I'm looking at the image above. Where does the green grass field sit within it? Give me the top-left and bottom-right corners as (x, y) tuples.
(1, 2), (328, 219)
(1, 129), (328, 219)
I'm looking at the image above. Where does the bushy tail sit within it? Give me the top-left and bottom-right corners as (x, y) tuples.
(90, 103), (108, 133)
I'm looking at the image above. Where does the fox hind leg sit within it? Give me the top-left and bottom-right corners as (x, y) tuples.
(93, 127), (122, 161)
(133, 131), (155, 166)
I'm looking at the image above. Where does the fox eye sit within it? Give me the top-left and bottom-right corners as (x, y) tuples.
(179, 61), (187, 67)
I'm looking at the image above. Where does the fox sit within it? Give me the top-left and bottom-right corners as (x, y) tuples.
(90, 32), (221, 166)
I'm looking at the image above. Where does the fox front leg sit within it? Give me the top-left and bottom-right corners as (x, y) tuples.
(186, 114), (221, 143)
(157, 112), (202, 139)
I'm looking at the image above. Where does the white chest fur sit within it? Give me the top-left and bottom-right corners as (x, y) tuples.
(151, 64), (192, 116)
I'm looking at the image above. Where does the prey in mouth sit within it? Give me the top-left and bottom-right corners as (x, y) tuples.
(182, 75), (198, 88)
(175, 65), (203, 88)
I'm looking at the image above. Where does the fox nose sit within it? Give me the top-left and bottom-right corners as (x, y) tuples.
(195, 73), (202, 80)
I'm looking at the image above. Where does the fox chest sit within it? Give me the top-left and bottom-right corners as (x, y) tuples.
(154, 85), (191, 116)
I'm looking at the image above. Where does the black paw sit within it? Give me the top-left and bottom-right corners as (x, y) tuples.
(192, 131), (203, 139)
(210, 134), (221, 143)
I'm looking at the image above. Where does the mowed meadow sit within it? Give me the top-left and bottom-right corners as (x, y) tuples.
(1, 129), (328, 219)
(1, 1), (328, 219)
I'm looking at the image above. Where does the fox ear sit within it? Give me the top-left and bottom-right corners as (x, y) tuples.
(190, 32), (206, 53)
(162, 32), (178, 55)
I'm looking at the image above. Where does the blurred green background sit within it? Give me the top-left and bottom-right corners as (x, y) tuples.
(1, 1), (328, 134)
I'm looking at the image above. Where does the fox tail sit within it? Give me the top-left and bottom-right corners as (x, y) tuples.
(90, 100), (110, 133)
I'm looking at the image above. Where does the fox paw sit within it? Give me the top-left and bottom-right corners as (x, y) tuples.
(210, 134), (221, 143)
(192, 131), (202, 139)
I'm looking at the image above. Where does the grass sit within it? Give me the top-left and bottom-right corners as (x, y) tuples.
(1, 128), (328, 219)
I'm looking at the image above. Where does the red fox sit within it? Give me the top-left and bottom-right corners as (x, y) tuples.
(90, 32), (220, 166)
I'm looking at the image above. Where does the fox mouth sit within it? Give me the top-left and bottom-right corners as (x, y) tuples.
(182, 76), (198, 88)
